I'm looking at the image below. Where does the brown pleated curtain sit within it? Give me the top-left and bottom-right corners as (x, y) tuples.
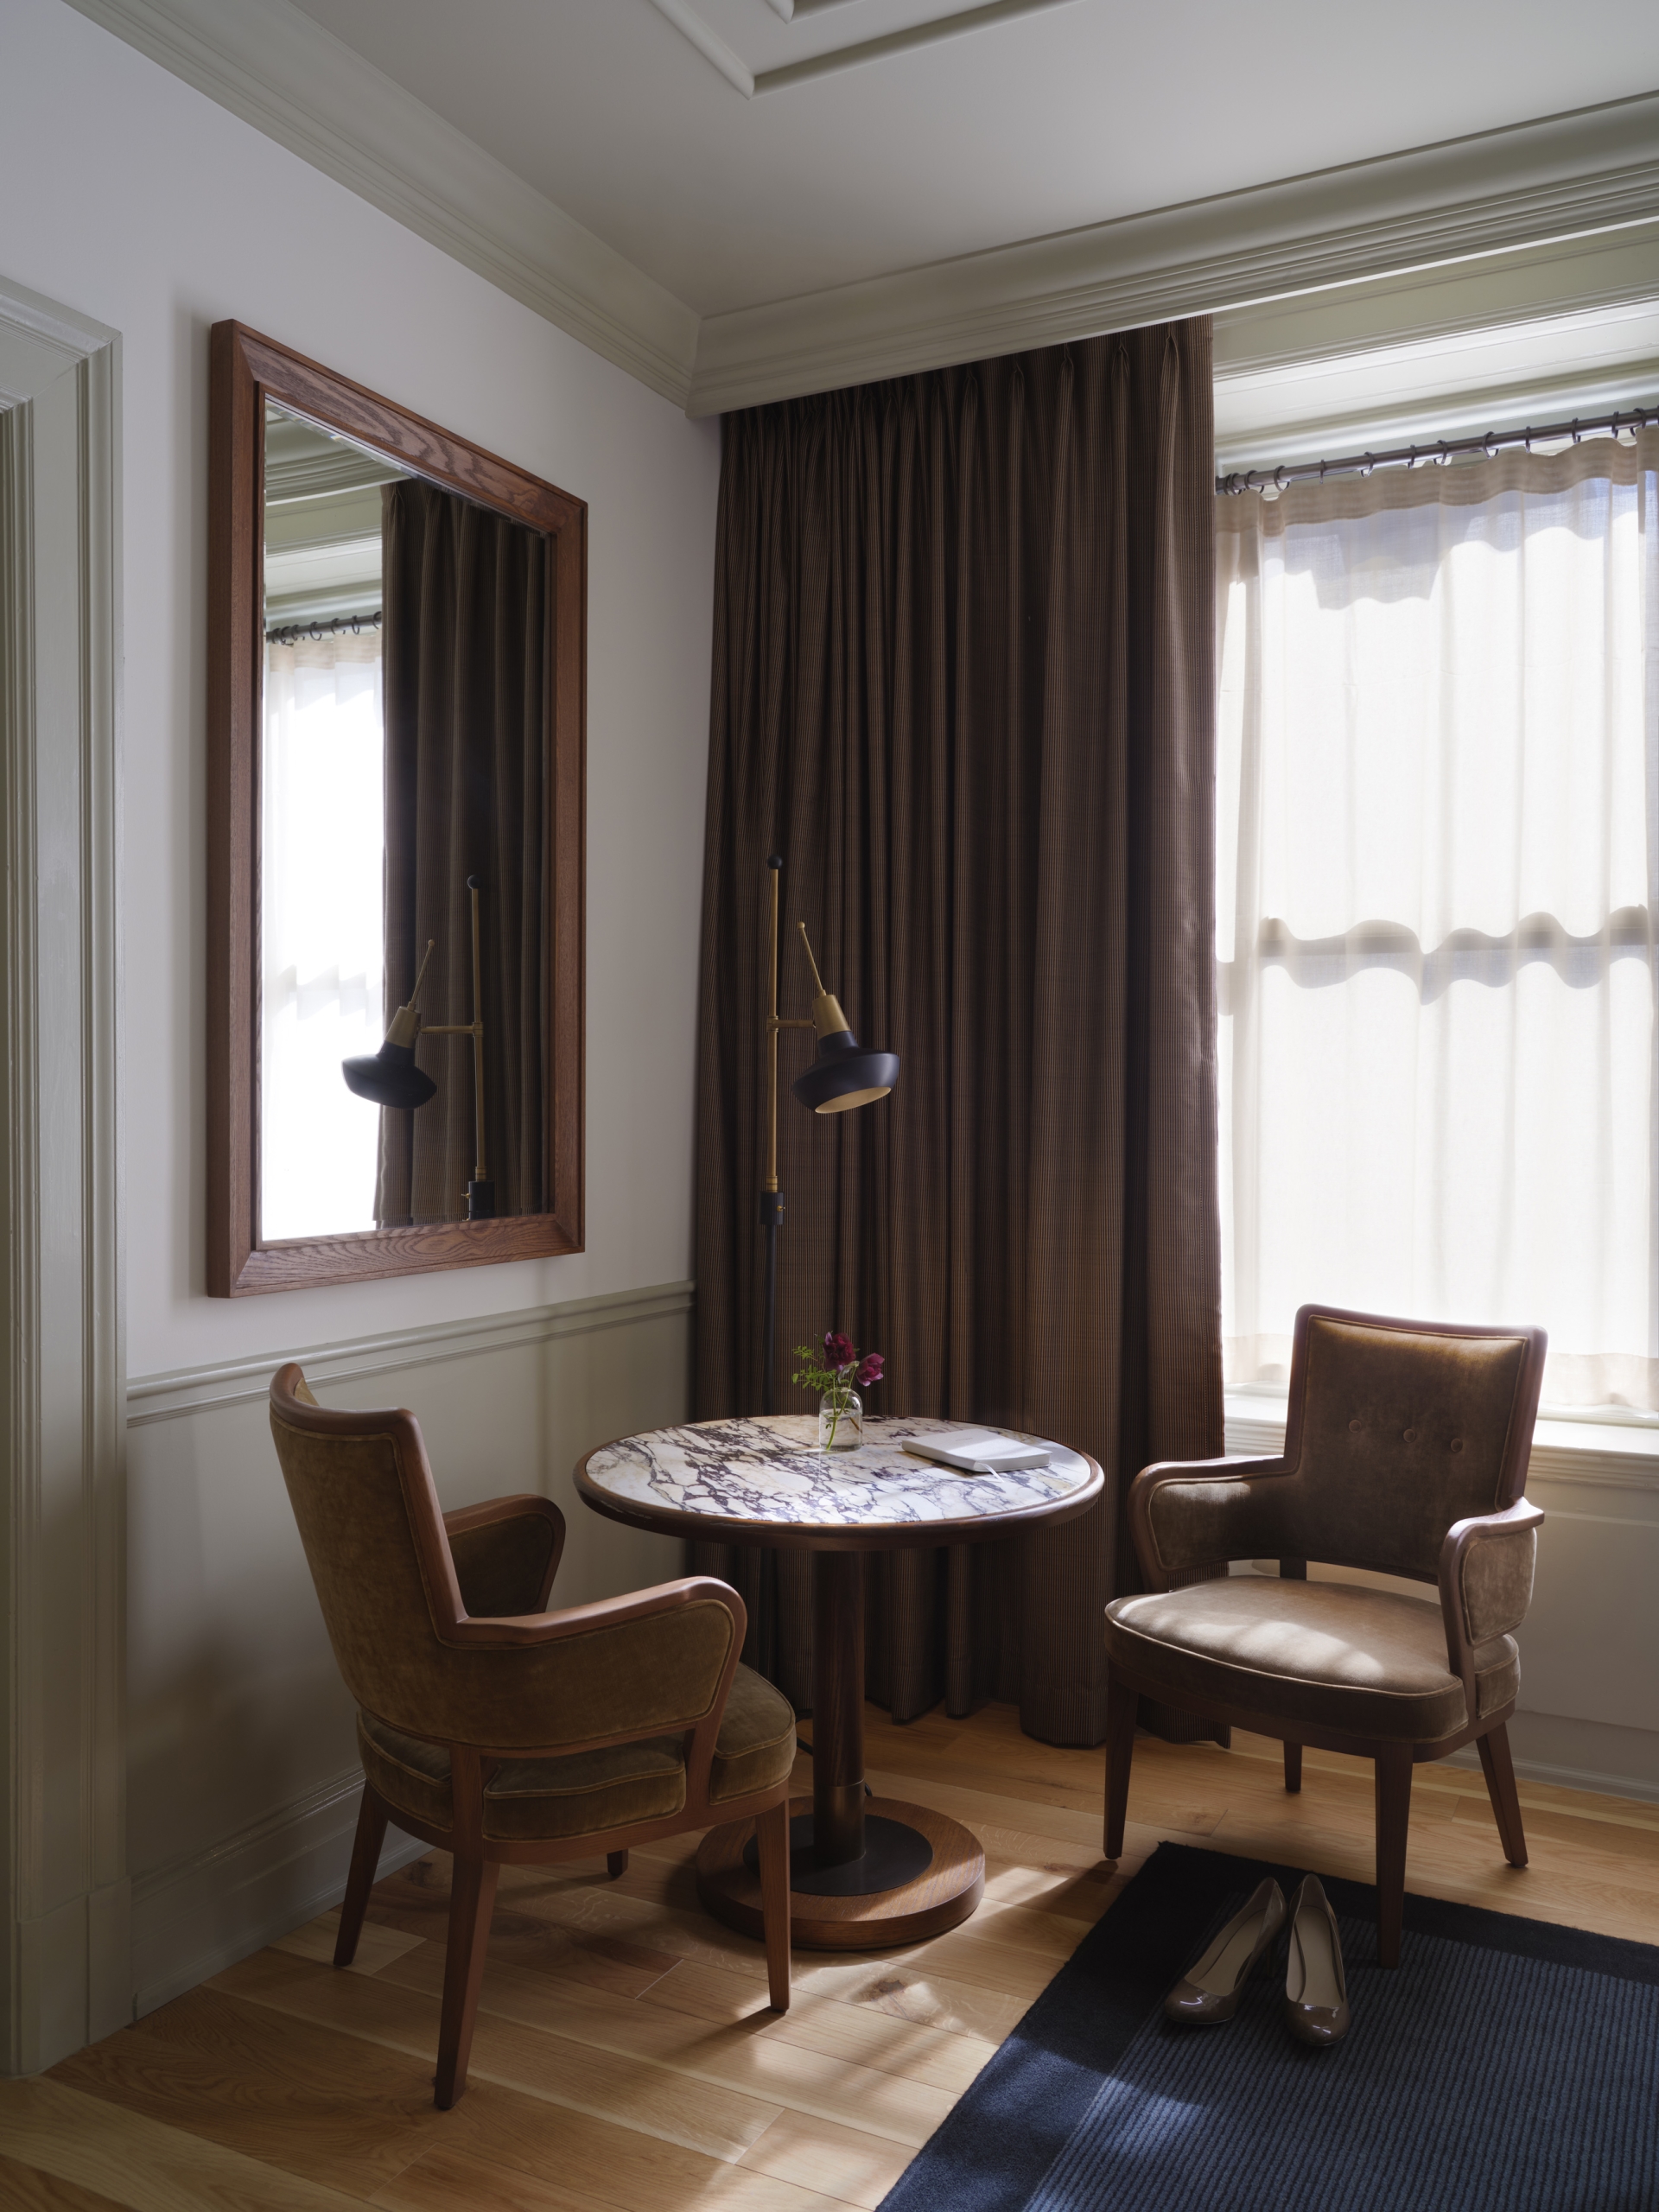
(692, 322), (1224, 1749)
(378, 479), (548, 1224)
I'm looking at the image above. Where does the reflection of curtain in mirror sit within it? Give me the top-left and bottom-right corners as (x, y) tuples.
(378, 480), (548, 1224)
(261, 632), (385, 1239)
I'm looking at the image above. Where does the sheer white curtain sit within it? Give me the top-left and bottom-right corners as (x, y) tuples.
(1217, 433), (1659, 1412)
(261, 631), (385, 1242)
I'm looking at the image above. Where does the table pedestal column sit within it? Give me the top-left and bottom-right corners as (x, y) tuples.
(810, 1550), (865, 1864)
(696, 1549), (987, 1950)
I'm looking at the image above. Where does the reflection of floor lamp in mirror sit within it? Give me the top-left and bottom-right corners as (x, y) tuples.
(760, 855), (899, 1414)
(342, 874), (495, 1220)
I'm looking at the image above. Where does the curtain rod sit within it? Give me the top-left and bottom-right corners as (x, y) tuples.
(1217, 401), (1659, 498)
(265, 609), (383, 646)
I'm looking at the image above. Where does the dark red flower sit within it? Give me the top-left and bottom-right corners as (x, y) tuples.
(855, 1352), (885, 1389)
(824, 1331), (855, 1367)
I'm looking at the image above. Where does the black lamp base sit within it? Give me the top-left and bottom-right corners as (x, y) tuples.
(467, 1179), (495, 1220)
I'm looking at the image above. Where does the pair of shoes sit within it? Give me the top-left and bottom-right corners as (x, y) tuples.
(1163, 1874), (1351, 2048)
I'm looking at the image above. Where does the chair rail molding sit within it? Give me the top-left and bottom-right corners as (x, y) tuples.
(125, 1278), (697, 1425)
(0, 278), (127, 2075)
(55, 0), (1659, 418)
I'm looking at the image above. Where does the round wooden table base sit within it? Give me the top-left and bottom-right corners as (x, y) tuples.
(696, 1794), (986, 1950)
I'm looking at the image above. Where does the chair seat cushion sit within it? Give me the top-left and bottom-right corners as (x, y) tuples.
(1104, 1576), (1518, 1743)
(357, 1662), (796, 1842)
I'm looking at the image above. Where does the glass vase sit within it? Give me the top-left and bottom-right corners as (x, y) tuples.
(817, 1387), (863, 1452)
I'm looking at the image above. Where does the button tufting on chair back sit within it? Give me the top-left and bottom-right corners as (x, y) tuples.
(1280, 1316), (1533, 1581)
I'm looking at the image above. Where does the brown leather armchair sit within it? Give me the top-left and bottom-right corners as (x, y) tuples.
(269, 1363), (795, 2107)
(1103, 1306), (1548, 1966)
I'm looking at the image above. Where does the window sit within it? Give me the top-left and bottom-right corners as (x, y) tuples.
(260, 630), (385, 1240)
(1216, 434), (1659, 1412)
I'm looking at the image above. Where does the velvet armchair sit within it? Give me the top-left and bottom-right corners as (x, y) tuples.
(269, 1363), (795, 2107)
(1103, 1306), (1548, 1966)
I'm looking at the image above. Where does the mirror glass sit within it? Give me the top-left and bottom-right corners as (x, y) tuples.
(258, 401), (550, 1244)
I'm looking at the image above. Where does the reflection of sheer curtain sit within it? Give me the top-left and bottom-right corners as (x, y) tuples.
(1217, 434), (1659, 1412)
(261, 632), (385, 1241)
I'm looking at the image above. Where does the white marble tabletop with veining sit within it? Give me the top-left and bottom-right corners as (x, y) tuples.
(578, 1414), (1099, 1541)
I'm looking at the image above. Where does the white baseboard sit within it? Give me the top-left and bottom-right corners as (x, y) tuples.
(130, 1769), (427, 2018)
(1440, 1745), (1659, 1808)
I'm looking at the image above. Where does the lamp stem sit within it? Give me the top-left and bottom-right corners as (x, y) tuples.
(407, 938), (437, 1012)
(761, 858), (785, 1417)
(468, 880), (486, 1185)
(797, 921), (828, 998)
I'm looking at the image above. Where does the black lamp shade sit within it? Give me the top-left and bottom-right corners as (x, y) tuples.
(342, 1039), (438, 1109)
(791, 1027), (899, 1115)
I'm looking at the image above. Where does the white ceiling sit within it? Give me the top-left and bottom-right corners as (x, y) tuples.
(289, 0), (1659, 320)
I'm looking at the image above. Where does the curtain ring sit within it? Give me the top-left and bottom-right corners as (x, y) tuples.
(1362, 453), (1375, 478)
(1572, 419), (1582, 445)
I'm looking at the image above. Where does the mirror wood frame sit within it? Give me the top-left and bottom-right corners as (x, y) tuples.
(207, 321), (586, 1295)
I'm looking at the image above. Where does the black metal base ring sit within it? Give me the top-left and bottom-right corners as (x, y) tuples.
(742, 1810), (935, 1897)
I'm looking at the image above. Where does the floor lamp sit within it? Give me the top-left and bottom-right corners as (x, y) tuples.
(342, 874), (495, 1220)
(760, 855), (899, 1414)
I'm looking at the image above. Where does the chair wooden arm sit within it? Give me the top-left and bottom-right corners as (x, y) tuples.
(1437, 1499), (1544, 1717)
(1128, 1453), (1294, 1590)
(443, 1494), (566, 1617)
(435, 1576), (748, 1805)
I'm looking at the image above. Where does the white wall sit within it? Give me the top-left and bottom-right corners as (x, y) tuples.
(1, 0), (719, 2024)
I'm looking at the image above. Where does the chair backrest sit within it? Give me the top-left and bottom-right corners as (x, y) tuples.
(269, 1362), (469, 1738)
(1275, 1306), (1547, 1581)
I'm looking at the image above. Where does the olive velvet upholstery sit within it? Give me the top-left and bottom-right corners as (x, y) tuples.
(269, 1363), (795, 2107)
(1103, 1307), (1548, 1967)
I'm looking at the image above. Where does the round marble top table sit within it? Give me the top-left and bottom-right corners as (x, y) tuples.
(575, 1414), (1103, 1949)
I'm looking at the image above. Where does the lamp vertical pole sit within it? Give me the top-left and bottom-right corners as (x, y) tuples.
(761, 856), (785, 1415)
(466, 876), (488, 1202)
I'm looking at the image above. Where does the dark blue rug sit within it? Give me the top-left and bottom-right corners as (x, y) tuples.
(880, 1842), (1659, 2211)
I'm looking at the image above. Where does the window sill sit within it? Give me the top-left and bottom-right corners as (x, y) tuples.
(1223, 1389), (1659, 1495)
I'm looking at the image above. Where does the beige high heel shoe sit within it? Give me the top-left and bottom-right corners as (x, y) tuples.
(1163, 1878), (1287, 2025)
(1283, 1875), (1351, 2048)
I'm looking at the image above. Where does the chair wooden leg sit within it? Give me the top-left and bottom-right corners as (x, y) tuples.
(1284, 1742), (1302, 1794)
(607, 1850), (629, 1878)
(1477, 1725), (1529, 1868)
(434, 1854), (499, 2110)
(1374, 1744), (1413, 1968)
(334, 1788), (387, 1968)
(755, 1798), (791, 2014)
(1103, 1666), (1137, 1860)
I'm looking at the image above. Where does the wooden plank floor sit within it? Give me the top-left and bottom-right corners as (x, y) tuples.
(7, 1707), (1659, 2210)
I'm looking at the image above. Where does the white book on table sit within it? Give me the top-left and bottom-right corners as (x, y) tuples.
(904, 1428), (1052, 1475)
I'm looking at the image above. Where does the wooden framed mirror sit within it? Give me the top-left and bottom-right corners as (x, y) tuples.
(207, 323), (585, 1294)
